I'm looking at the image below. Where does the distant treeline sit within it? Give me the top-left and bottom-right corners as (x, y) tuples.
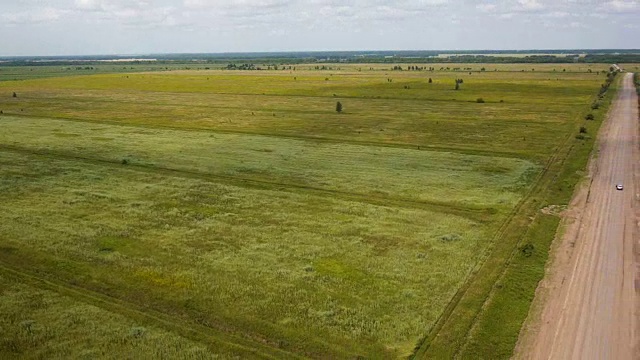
(1, 50), (639, 66)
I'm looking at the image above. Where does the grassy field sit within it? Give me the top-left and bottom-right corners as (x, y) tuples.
(0, 64), (173, 82)
(0, 273), (217, 359)
(0, 63), (612, 358)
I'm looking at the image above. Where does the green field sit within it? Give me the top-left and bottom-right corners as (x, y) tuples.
(0, 63), (613, 358)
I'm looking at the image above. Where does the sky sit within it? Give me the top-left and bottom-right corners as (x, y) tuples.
(0, 0), (638, 56)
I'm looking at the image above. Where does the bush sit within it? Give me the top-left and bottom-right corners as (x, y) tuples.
(129, 326), (146, 338)
(476, 98), (485, 103)
(521, 243), (535, 257)
(579, 126), (587, 134)
(12, 92), (17, 98)
(585, 113), (595, 120)
(121, 159), (129, 165)
(439, 234), (461, 242)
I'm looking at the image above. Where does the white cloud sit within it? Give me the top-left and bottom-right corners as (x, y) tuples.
(1, 7), (67, 24)
(544, 11), (570, 18)
(517, 0), (544, 11)
(75, 0), (104, 11)
(476, 3), (497, 12)
(184, 0), (293, 10)
(604, 0), (639, 11)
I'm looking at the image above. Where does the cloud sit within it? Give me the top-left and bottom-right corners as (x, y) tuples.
(1, 7), (68, 25)
(476, 3), (497, 12)
(603, 0), (639, 11)
(517, 0), (544, 11)
(183, 0), (293, 10)
(544, 11), (570, 18)
(75, 0), (105, 11)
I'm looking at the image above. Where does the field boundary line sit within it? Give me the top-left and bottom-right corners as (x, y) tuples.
(15, 90), (556, 108)
(451, 146), (575, 358)
(0, 260), (308, 359)
(0, 113), (532, 160)
(0, 144), (495, 220)
(412, 136), (557, 358)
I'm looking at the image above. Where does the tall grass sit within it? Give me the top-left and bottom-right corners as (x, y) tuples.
(0, 275), (219, 359)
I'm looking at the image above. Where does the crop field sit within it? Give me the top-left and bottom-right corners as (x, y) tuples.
(0, 63), (612, 358)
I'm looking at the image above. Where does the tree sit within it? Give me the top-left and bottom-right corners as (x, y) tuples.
(336, 101), (343, 113)
(428, 78), (433, 83)
(455, 79), (463, 90)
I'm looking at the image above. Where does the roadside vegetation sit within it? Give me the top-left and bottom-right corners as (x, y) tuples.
(0, 63), (615, 358)
(414, 69), (620, 358)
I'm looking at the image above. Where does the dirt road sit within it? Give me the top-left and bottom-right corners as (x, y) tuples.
(515, 73), (639, 359)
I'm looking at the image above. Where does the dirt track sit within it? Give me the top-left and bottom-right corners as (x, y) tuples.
(515, 73), (639, 359)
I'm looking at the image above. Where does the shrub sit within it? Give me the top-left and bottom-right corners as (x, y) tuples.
(129, 326), (146, 338)
(476, 98), (485, 103)
(521, 243), (535, 257)
(585, 113), (595, 120)
(336, 101), (343, 113)
(439, 234), (461, 242)
(579, 126), (587, 134)
(121, 159), (129, 165)
(12, 92), (17, 98)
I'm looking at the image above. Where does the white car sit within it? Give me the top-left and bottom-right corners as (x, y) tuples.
(616, 184), (624, 191)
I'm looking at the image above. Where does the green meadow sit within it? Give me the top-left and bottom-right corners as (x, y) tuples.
(0, 63), (612, 358)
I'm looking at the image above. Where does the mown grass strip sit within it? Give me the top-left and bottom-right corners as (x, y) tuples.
(413, 72), (620, 359)
(0, 112), (530, 160)
(0, 143), (497, 222)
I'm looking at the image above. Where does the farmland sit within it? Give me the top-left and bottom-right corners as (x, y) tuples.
(0, 63), (613, 358)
